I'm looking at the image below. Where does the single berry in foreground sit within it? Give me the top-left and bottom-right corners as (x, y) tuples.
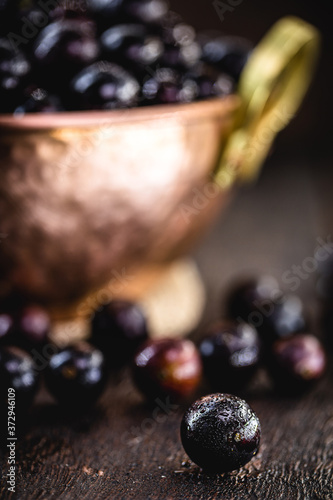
(199, 320), (261, 392)
(132, 338), (202, 401)
(45, 341), (107, 407)
(180, 393), (261, 472)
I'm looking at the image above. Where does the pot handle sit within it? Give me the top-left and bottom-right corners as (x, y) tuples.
(214, 16), (321, 187)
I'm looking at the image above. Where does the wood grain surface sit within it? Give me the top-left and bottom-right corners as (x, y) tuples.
(1, 157), (333, 500)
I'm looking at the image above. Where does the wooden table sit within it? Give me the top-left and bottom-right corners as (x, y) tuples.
(1, 154), (333, 499)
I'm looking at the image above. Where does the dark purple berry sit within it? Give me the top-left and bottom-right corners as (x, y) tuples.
(158, 22), (201, 70)
(159, 43), (201, 71)
(132, 338), (202, 401)
(199, 321), (260, 392)
(91, 299), (148, 367)
(45, 341), (107, 407)
(0, 346), (40, 410)
(183, 66), (235, 100)
(226, 276), (307, 343)
(226, 276), (280, 320)
(162, 21), (196, 46)
(1, 1), (247, 114)
(141, 67), (181, 105)
(181, 393), (261, 472)
(70, 61), (140, 109)
(269, 333), (326, 393)
(100, 24), (163, 72)
(33, 19), (99, 89)
(199, 35), (252, 82)
(267, 295), (306, 339)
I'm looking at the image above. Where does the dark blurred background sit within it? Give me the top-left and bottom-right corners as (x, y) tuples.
(170, 0), (332, 164)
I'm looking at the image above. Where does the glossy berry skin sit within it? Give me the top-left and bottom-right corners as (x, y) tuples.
(141, 67), (181, 105)
(269, 333), (326, 394)
(184, 69), (235, 100)
(0, 346), (40, 410)
(226, 276), (307, 343)
(1, 2), (247, 113)
(200, 35), (252, 82)
(33, 20), (99, 89)
(70, 61), (140, 109)
(132, 338), (202, 401)
(158, 22), (201, 70)
(199, 321), (260, 392)
(181, 393), (261, 473)
(159, 44), (194, 71)
(100, 24), (163, 74)
(91, 300), (148, 367)
(45, 341), (107, 407)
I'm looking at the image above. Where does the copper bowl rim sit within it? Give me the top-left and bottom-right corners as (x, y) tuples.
(0, 95), (240, 130)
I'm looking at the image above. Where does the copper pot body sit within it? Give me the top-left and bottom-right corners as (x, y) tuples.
(0, 97), (239, 314)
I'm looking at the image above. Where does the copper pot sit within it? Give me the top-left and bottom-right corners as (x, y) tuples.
(0, 17), (320, 319)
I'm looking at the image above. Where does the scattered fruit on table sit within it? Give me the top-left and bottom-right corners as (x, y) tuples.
(0, 264), (330, 476)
